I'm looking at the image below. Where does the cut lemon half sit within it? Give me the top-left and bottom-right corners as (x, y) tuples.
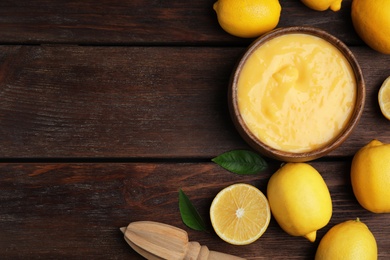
(210, 183), (270, 245)
(378, 76), (390, 120)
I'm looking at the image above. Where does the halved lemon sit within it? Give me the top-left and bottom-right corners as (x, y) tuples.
(210, 183), (270, 245)
(378, 76), (390, 120)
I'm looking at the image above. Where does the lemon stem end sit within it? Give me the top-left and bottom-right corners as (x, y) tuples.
(304, 231), (316, 242)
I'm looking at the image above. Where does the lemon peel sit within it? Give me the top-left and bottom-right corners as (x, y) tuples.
(301, 0), (342, 11)
(351, 139), (390, 213)
(267, 163), (332, 242)
(213, 0), (281, 38)
(210, 183), (270, 245)
(351, 0), (390, 54)
(315, 219), (377, 260)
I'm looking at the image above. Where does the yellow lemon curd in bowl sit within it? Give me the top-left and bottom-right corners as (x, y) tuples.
(237, 33), (356, 153)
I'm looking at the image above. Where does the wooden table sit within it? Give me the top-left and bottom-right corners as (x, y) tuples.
(1, 0), (389, 259)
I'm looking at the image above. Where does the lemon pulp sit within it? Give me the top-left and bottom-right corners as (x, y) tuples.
(378, 76), (390, 120)
(210, 183), (270, 245)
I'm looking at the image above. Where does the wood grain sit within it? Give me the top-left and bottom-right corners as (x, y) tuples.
(0, 162), (389, 259)
(0, 0), (360, 46)
(1, 0), (390, 259)
(1, 46), (390, 159)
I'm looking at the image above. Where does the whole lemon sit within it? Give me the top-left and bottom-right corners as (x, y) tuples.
(300, 0), (342, 11)
(351, 139), (390, 213)
(267, 163), (332, 242)
(315, 219), (377, 260)
(351, 0), (390, 54)
(213, 0), (281, 38)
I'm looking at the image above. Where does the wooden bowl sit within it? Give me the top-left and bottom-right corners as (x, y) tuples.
(229, 26), (365, 162)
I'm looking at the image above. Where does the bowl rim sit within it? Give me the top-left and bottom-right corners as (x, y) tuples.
(229, 26), (366, 162)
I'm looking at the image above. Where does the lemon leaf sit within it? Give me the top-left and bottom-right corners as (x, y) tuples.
(212, 150), (267, 174)
(179, 189), (208, 232)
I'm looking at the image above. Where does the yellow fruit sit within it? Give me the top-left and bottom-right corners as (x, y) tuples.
(315, 219), (377, 260)
(300, 0), (342, 11)
(210, 183), (270, 245)
(213, 0), (281, 38)
(351, 0), (390, 54)
(267, 163), (332, 242)
(378, 76), (390, 120)
(351, 139), (390, 213)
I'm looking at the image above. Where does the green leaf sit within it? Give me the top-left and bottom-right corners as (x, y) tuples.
(179, 189), (208, 232)
(212, 150), (268, 174)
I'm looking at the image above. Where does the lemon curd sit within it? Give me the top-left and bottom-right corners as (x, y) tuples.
(237, 33), (356, 153)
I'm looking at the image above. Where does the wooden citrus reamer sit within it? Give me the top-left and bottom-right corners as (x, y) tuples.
(120, 221), (246, 260)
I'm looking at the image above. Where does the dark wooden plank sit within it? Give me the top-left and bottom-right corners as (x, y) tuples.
(1, 45), (390, 159)
(0, 0), (361, 46)
(0, 45), (244, 159)
(0, 162), (389, 259)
